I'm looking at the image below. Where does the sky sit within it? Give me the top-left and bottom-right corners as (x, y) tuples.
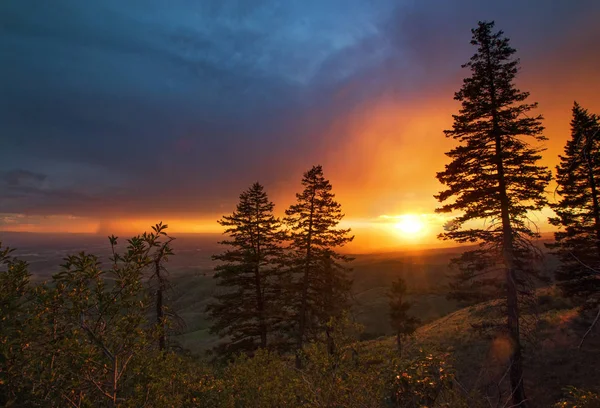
(1, 0), (600, 251)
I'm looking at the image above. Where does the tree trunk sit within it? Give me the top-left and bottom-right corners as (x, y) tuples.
(586, 153), (600, 256)
(325, 253), (335, 356)
(112, 356), (118, 407)
(396, 332), (402, 357)
(487, 38), (528, 407)
(155, 258), (166, 352)
(326, 325), (335, 356)
(254, 201), (268, 349)
(296, 197), (315, 369)
(496, 138), (527, 406)
(255, 265), (267, 349)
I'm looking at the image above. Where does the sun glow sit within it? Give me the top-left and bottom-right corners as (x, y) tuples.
(394, 214), (426, 237)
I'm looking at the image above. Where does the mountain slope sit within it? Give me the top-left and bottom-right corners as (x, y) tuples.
(370, 289), (600, 406)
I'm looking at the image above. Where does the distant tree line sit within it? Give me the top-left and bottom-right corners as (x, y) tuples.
(1, 19), (599, 408)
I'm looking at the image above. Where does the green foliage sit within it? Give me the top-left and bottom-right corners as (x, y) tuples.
(388, 351), (463, 408)
(0, 244), (32, 405)
(218, 315), (467, 408)
(221, 350), (300, 407)
(548, 103), (600, 306)
(0, 224), (211, 407)
(207, 182), (288, 356)
(284, 165), (354, 359)
(553, 386), (600, 408)
(129, 352), (224, 408)
(295, 316), (387, 408)
(8, 224), (572, 407)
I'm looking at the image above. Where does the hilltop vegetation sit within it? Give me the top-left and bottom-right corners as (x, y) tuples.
(372, 287), (600, 407)
(2, 233), (597, 407)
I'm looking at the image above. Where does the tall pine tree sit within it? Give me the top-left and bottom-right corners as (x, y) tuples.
(435, 21), (551, 407)
(284, 165), (354, 367)
(207, 182), (286, 356)
(548, 103), (600, 305)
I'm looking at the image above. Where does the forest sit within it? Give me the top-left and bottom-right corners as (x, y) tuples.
(1, 21), (600, 407)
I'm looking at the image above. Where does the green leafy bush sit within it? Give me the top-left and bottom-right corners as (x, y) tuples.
(554, 386), (600, 408)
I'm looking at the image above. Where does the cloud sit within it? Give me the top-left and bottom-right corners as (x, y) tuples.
(0, 0), (599, 223)
(2, 169), (47, 188)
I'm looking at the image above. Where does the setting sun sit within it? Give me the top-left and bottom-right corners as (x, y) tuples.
(394, 215), (426, 236)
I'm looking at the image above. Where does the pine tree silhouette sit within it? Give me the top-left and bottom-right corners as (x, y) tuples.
(435, 21), (551, 407)
(284, 165), (354, 368)
(549, 103), (600, 305)
(207, 183), (287, 356)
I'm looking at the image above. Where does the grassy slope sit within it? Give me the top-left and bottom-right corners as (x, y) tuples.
(170, 244), (556, 354)
(369, 288), (600, 407)
(349, 248), (471, 332)
(170, 248), (467, 353)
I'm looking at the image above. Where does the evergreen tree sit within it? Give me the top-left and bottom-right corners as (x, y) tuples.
(284, 165), (354, 367)
(548, 103), (600, 305)
(388, 277), (420, 357)
(207, 182), (286, 356)
(435, 21), (551, 407)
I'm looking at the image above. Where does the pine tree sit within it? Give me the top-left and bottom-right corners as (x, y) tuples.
(388, 277), (420, 357)
(284, 165), (354, 367)
(548, 103), (600, 305)
(207, 182), (286, 356)
(435, 21), (551, 407)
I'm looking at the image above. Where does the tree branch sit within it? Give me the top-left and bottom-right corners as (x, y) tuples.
(578, 306), (600, 349)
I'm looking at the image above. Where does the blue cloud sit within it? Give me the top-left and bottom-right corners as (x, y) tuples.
(0, 0), (598, 217)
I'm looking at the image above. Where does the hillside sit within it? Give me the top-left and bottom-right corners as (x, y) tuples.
(3, 232), (565, 366)
(170, 246), (468, 352)
(169, 242), (558, 353)
(369, 288), (600, 407)
(1, 232), (470, 352)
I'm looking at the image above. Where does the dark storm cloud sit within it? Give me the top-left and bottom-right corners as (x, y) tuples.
(2, 169), (46, 188)
(0, 166), (125, 216)
(0, 0), (598, 217)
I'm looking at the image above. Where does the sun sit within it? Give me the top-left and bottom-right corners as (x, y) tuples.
(394, 215), (425, 236)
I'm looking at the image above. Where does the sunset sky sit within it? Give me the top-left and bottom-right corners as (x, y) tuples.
(1, 0), (600, 251)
